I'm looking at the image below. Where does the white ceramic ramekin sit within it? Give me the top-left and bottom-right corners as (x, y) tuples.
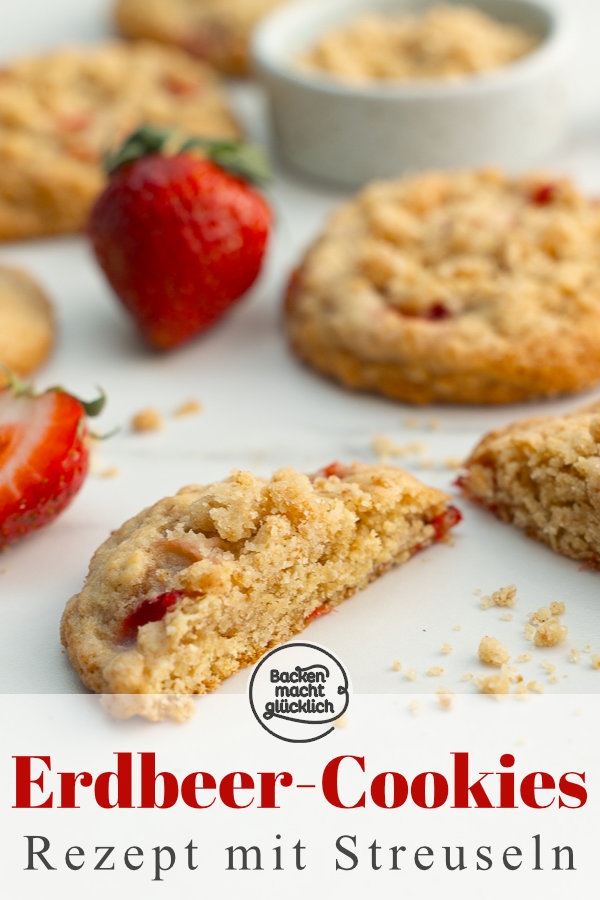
(252, 0), (574, 186)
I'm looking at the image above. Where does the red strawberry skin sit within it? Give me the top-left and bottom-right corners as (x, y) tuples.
(0, 389), (91, 546)
(89, 155), (272, 349)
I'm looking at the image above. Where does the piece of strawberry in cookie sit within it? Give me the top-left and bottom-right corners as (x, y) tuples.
(459, 402), (600, 566)
(61, 463), (461, 719)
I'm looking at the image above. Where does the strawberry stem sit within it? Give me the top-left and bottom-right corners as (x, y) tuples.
(48, 386), (107, 418)
(104, 125), (271, 185)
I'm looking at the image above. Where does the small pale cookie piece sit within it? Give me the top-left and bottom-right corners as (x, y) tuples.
(460, 402), (600, 565)
(0, 40), (240, 241)
(61, 463), (461, 719)
(0, 265), (54, 379)
(114, 0), (284, 76)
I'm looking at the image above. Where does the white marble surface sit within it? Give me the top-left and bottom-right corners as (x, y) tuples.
(1, 0), (599, 695)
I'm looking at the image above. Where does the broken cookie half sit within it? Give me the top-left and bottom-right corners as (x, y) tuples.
(459, 402), (600, 565)
(61, 463), (461, 720)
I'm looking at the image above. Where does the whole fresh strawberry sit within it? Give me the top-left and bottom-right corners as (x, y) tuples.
(89, 126), (272, 349)
(0, 376), (105, 546)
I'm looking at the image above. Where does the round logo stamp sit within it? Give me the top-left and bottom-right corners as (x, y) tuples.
(248, 643), (350, 743)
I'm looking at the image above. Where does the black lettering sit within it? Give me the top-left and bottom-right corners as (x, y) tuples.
(25, 835), (56, 871)
(335, 835), (358, 871)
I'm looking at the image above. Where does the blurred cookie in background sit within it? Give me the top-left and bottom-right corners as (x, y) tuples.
(114, 0), (284, 76)
(0, 40), (240, 240)
(0, 265), (54, 381)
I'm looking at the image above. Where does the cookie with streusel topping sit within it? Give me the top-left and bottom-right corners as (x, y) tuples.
(0, 265), (54, 380)
(286, 169), (600, 405)
(114, 0), (283, 76)
(61, 463), (460, 720)
(459, 402), (600, 565)
(0, 41), (239, 240)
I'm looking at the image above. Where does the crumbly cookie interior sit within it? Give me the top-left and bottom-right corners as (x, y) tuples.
(61, 464), (453, 701)
(462, 403), (600, 563)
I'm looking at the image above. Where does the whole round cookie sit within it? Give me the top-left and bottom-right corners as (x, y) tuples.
(114, 0), (284, 76)
(286, 169), (600, 405)
(0, 265), (54, 379)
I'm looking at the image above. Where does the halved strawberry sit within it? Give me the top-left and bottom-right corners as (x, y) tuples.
(0, 379), (105, 546)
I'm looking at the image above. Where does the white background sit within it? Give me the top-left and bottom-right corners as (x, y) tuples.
(0, 0), (599, 701)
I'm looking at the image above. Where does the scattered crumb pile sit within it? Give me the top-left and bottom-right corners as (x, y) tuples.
(396, 585), (598, 713)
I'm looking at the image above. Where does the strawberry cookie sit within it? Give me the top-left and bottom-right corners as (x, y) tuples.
(286, 169), (600, 405)
(0, 266), (54, 380)
(0, 41), (239, 240)
(459, 402), (600, 565)
(114, 0), (283, 76)
(61, 463), (460, 717)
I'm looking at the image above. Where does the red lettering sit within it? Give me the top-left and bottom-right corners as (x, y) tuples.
(411, 772), (449, 809)
(370, 772), (409, 809)
(181, 772), (216, 809)
(94, 753), (133, 809)
(258, 771), (293, 808)
(13, 756), (53, 809)
(219, 772), (254, 809)
(520, 772), (555, 809)
(558, 772), (587, 809)
(140, 753), (179, 809)
(322, 756), (366, 809)
(452, 752), (493, 808)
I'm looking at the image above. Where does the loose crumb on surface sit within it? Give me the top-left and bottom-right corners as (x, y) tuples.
(173, 399), (203, 418)
(406, 668), (418, 682)
(453, 625), (462, 632)
(392, 661), (402, 672)
(371, 434), (427, 460)
(461, 673), (473, 682)
(478, 636), (510, 667)
(131, 407), (163, 433)
(480, 584), (517, 610)
(527, 681), (545, 694)
(428, 666), (444, 676)
(534, 620), (568, 647)
(524, 624), (535, 641)
(529, 606), (550, 624)
(550, 601), (566, 616)
(441, 643), (453, 655)
(570, 649), (582, 664)
(437, 689), (455, 711)
(477, 674), (511, 695)
(541, 660), (556, 675)
(444, 457), (463, 470)
(408, 699), (422, 717)
(516, 653), (532, 663)
(591, 655), (600, 670)
(404, 416), (420, 429)
(501, 612), (514, 622)
(100, 466), (120, 479)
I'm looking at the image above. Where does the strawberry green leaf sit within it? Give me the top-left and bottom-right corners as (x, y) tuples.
(104, 125), (271, 185)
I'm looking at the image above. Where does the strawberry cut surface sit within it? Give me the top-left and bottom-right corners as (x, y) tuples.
(0, 388), (91, 546)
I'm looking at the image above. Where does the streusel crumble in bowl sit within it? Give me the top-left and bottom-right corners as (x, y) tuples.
(253, 0), (572, 185)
